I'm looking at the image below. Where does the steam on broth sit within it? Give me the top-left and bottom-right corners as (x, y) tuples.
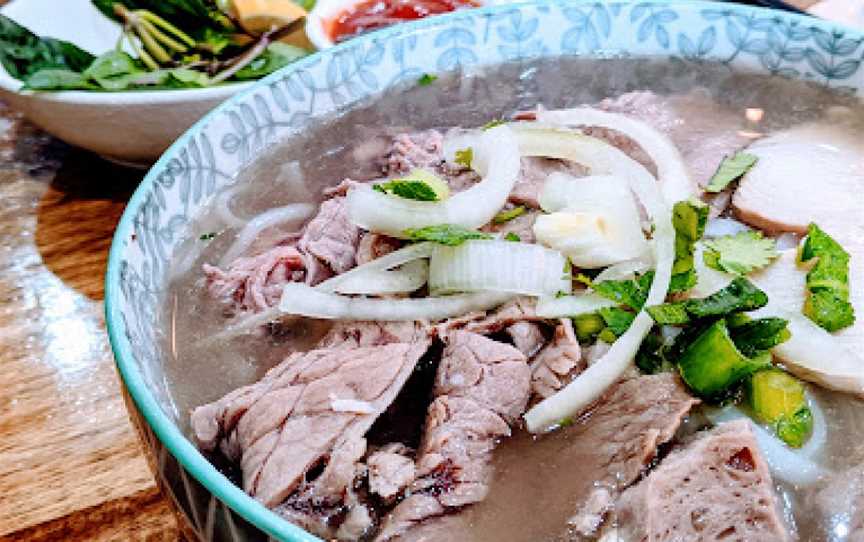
(161, 58), (864, 541)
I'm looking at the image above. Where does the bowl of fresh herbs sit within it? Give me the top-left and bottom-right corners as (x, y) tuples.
(0, 0), (312, 165)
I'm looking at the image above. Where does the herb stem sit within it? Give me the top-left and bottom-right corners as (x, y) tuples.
(137, 10), (196, 48)
(125, 29), (159, 70)
(209, 18), (304, 84)
(139, 18), (189, 54)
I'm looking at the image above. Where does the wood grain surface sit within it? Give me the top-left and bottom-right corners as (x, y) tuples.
(0, 102), (179, 540)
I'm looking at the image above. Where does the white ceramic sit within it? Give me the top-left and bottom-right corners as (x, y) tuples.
(0, 0), (251, 166)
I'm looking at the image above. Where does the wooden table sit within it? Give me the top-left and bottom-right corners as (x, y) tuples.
(0, 102), (179, 540)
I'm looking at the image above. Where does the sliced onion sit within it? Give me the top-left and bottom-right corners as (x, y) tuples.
(534, 173), (650, 268)
(346, 126), (520, 237)
(333, 259), (428, 295)
(594, 257), (653, 282)
(315, 242), (435, 293)
(689, 243), (734, 298)
(521, 123), (677, 433)
(704, 217), (751, 238)
(535, 292), (616, 319)
(219, 203), (315, 267)
(535, 108), (694, 205)
(278, 283), (513, 321)
(775, 232), (801, 251)
(705, 402), (829, 486)
(429, 240), (570, 297)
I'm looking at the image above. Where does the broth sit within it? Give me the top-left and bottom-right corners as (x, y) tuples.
(161, 57), (864, 541)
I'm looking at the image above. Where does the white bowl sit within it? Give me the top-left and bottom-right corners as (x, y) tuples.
(0, 0), (251, 166)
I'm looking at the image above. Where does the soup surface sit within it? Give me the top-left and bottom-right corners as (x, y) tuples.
(161, 57), (864, 541)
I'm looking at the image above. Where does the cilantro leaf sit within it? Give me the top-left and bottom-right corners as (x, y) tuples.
(670, 199), (709, 292)
(646, 303), (690, 325)
(374, 169), (449, 202)
(799, 223), (855, 331)
(599, 307), (636, 337)
(404, 224), (492, 246)
(705, 152), (759, 193)
(703, 231), (779, 275)
(454, 147), (473, 169)
(587, 272), (655, 311)
(493, 205), (526, 224)
(504, 232), (521, 242)
(417, 73), (437, 86)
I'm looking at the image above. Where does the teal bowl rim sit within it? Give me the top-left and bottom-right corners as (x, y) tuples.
(104, 1), (860, 540)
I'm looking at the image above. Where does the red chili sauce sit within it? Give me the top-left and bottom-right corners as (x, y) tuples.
(328, 0), (480, 42)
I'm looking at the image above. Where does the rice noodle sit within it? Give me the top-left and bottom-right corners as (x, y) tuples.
(219, 203), (315, 267)
(345, 125), (521, 236)
(705, 398), (830, 485)
(279, 283), (513, 321)
(520, 119), (678, 433)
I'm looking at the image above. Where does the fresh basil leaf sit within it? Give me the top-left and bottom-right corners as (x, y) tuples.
(0, 14), (94, 79)
(705, 152), (758, 193)
(24, 68), (94, 90)
(404, 224), (492, 246)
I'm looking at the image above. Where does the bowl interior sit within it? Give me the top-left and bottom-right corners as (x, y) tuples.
(105, 1), (864, 540)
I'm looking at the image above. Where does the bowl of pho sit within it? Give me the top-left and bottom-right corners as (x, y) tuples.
(105, 1), (864, 540)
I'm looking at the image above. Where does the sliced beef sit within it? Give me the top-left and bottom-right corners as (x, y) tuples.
(380, 130), (445, 174)
(506, 321), (546, 358)
(615, 419), (790, 542)
(529, 320), (583, 400)
(437, 296), (539, 337)
(593, 90), (752, 191)
(203, 245), (306, 313)
(356, 232), (402, 266)
(298, 196), (361, 275)
(368, 444), (416, 500)
(376, 331), (530, 541)
(378, 373), (698, 542)
(190, 337), (430, 528)
(319, 320), (429, 348)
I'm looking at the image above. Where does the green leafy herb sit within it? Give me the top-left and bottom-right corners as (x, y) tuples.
(199, 231), (217, 241)
(703, 231), (779, 275)
(0, 14), (95, 80)
(670, 199), (709, 292)
(647, 277), (769, 325)
(799, 223), (855, 331)
(728, 317), (790, 357)
(504, 232), (521, 242)
(417, 73), (437, 86)
(233, 43), (310, 80)
(482, 118), (506, 130)
(404, 224), (492, 246)
(24, 69), (94, 90)
(374, 169), (449, 202)
(705, 152), (759, 193)
(493, 205), (526, 224)
(454, 147), (473, 169)
(584, 271), (655, 311)
(646, 303), (690, 325)
(599, 307), (636, 337)
(92, 0), (233, 34)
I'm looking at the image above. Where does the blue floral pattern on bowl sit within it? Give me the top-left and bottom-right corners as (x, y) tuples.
(104, 1), (864, 540)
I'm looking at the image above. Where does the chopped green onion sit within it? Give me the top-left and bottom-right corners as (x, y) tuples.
(504, 232), (521, 242)
(670, 199), (708, 292)
(799, 223), (855, 331)
(417, 73), (437, 86)
(404, 224), (492, 246)
(482, 119), (506, 130)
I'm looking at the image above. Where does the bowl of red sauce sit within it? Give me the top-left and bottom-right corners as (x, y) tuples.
(306, 0), (488, 49)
